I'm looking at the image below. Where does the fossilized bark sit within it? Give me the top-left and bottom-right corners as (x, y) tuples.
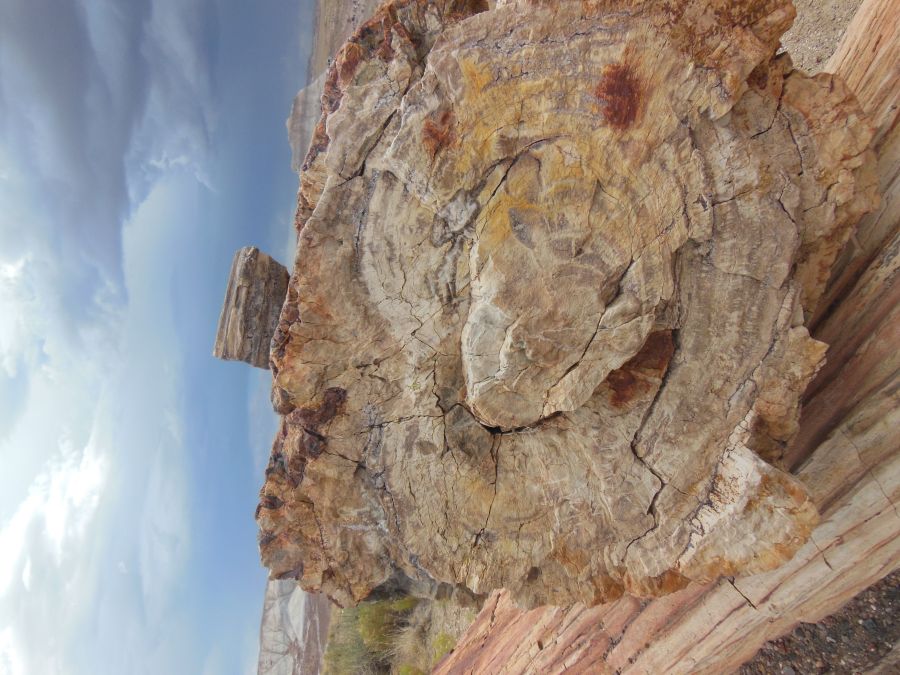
(257, 0), (878, 608)
(213, 247), (289, 369)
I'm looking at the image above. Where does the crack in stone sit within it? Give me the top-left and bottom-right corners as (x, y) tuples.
(727, 577), (759, 610)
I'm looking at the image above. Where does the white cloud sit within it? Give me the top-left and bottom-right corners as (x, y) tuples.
(0, 0), (214, 664)
(41, 438), (106, 564)
(0, 260), (24, 281)
(19, 560), (30, 593)
(0, 432), (107, 596)
(138, 435), (190, 625)
(0, 0), (217, 393)
(0, 255), (39, 378)
(0, 627), (25, 675)
(0, 0), (302, 671)
(0, 415), (109, 675)
(0, 194), (194, 673)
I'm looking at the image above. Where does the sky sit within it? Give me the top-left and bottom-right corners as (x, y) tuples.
(0, 0), (315, 673)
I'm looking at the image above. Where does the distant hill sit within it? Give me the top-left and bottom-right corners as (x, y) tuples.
(257, 580), (332, 675)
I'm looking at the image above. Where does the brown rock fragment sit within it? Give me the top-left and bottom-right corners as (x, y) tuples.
(213, 247), (289, 369)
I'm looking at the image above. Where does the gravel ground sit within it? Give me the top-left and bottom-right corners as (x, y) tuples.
(780, 0), (863, 73)
(741, 570), (900, 674)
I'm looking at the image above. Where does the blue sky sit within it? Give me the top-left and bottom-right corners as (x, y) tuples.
(0, 0), (314, 672)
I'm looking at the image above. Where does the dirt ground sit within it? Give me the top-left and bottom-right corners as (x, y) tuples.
(741, 570), (900, 674)
(781, 0), (863, 72)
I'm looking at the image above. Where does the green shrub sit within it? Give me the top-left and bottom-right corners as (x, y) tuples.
(357, 601), (396, 655)
(323, 606), (380, 675)
(431, 631), (456, 666)
(395, 666), (426, 675)
(323, 596), (422, 674)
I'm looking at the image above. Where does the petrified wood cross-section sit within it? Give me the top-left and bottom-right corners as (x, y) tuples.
(256, 0), (878, 608)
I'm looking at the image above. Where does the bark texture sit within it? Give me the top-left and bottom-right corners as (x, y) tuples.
(257, 0), (879, 609)
(213, 247), (289, 369)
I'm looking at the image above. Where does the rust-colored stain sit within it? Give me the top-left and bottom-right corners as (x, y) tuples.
(376, 13), (396, 60)
(607, 331), (675, 407)
(588, 573), (626, 605)
(608, 369), (648, 408)
(713, 1), (777, 29)
(338, 42), (364, 86)
(258, 494), (284, 511)
(595, 62), (642, 130)
(630, 330), (675, 375)
(287, 386), (348, 430)
(278, 386), (348, 460)
(641, 568), (690, 595)
(747, 61), (771, 91)
(447, 0), (489, 21)
(422, 109), (457, 158)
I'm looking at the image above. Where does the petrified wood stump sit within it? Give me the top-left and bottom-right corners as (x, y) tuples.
(256, 0), (879, 608)
(213, 247), (289, 369)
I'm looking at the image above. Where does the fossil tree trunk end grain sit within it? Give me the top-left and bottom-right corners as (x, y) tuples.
(437, 0), (900, 671)
(256, 0), (879, 609)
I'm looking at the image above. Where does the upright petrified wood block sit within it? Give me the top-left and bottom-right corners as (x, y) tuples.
(214, 247), (289, 369)
(256, 0), (879, 608)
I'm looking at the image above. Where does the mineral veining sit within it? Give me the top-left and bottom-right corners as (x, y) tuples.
(256, 0), (878, 608)
(214, 247), (289, 369)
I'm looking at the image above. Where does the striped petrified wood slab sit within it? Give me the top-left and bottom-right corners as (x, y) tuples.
(213, 246), (289, 369)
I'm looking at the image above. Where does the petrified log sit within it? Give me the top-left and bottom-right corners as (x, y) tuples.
(213, 247), (289, 369)
(435, 371), (899, 674)
(257, 0), (879, 608)
(436, 0), (899, 671)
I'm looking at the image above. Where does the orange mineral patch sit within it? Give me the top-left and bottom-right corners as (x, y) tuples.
(595, 62), (642, 130)
(422, 109), (457, 158)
